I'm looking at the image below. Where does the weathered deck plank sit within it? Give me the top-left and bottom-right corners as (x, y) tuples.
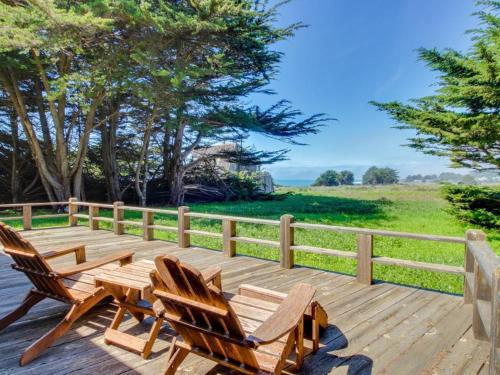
(0, 227), (489, 375)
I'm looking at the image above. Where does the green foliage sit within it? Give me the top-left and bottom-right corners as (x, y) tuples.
(0, 0), (330, 204)
(0, 1), (112, 54)
(339, 170), (354, 185)
(223, 172), (262, 201)
(312, 170), (340, 186)
(371, 1), (500, 171)
(362, 166), (399, 185)
(443, 184), (500, 228)
(312, 169), (354, 186)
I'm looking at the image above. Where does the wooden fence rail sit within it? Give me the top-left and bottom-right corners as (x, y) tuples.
(0, 199), (498, 373)
(0, 202), (69, 230)
(463, 230), (500, 374)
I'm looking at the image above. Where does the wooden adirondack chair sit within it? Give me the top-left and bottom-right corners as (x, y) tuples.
(0, 223), (134, 365)
(151, 255), (316, 375)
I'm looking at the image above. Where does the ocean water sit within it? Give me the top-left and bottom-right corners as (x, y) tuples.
(275, 179), (314, 187)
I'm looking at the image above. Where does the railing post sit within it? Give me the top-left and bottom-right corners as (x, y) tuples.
(178, 206), (190, 248)
(223, 219), (236, 257)
(113, 201), (124, 235)
(68, 197), (78, 227)
(22, 205), (32, 231)
(465, 229), (486, 303)
(143, 211), (154, 241)
(473, 259), (490, 341)
(466, 230), (491, 342)
(280, 214), (294, 269)
(89, 205), (99, 230)
(357, 234), (373, 285)
(490, 267), (500, 374)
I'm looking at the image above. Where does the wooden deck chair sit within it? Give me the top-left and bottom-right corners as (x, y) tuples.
(0, 223), (134, 365)
(151, 255), (316, 375)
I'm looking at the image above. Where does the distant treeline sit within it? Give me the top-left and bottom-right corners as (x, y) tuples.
(404, 171), (500, 185)
(312, 166), (399, 186)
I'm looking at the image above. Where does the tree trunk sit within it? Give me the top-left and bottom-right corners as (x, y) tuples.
(71, 101), (99, 199)
(167, 112), (187, 206)
(0, 68), (65, 201)
(1, 63), (102, 202)
(10, 111), (20, 203)
(101, 100), (122, 202)
(134, 106), (157, 206)
(33, 78), (54, 156)
(168, 165), (186, 206)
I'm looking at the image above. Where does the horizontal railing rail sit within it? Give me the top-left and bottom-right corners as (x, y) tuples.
(291, 222), (467, 243)
(0, 202), (68, 208)
(1, 198), (498, 373)
(0, 202), (69, 230)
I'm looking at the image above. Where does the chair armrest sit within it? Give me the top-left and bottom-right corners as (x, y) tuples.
(239, 284), (287, 304)
(201, 266), (222, 289)
(41, 244), (86, 264)
(247, 283), (315, 346)
(54, 250), (134, 277)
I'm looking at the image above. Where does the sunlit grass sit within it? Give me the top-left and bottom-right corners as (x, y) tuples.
(1, 184), (498, 294)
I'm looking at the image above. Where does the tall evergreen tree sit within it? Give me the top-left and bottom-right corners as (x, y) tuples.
(120, 0), (328, 205)
(0, 0), (329, 204)
(0, 1), (119, 200)
(371, 1), (499, 171)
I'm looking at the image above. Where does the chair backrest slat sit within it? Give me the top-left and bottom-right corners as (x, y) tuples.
(0, 223), (72, 300)
(153, 255), (260, 370)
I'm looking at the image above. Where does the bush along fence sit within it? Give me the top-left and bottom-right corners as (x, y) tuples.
(0, 199), (499, 373)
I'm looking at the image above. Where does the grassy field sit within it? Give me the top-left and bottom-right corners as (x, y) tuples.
(1, 184), (498, 294)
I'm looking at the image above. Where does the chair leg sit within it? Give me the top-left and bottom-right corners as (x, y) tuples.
(20, 290), (108, 366)
(164, 339), (189, 375)
(0, 291), (45, 332)
(295, 317), (305, 370)
(312, 304), (320, 353)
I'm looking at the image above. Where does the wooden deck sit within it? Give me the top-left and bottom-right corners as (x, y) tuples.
(0, 226), (491, 375)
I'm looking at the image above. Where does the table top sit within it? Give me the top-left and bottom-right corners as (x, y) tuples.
(94, 259), (156, 297)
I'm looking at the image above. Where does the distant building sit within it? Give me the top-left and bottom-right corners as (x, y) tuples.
(193, 143), (274, 193)
(193, 143), (259, 173)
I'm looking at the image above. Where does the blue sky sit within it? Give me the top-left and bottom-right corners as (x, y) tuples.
(247, 0), (478, 181)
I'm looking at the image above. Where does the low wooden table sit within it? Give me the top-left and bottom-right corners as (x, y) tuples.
(95, 258), (327, 358)
(94, 259), (163, 359)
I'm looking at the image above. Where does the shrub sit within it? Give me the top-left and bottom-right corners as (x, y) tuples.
(312, 169), (355, 186)
(339, 170), (355, 185)
(312, 170), (340, 186)
(442, 184), (500, 229)
(362, 166), (399, 185)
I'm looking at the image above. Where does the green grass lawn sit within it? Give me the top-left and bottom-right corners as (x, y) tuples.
(1, 184), (498, 294)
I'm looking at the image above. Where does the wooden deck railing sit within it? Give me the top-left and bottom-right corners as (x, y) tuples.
(0, 199), (498, 373)
(463, 230), (500, 374)
(0, 202), (69, 230)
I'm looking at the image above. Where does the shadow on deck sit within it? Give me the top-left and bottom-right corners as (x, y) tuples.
(0, 227), (490, 375)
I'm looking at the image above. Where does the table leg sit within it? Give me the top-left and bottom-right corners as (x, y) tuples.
(104, 288), (163, 358)
(107, 286), (128, 332)
(142, 316), (164, 359)
(110, 306), (127, 331)
(128, 289), (145, 323)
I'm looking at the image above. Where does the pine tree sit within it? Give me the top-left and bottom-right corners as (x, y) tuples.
(371, 1), (499, 171)
(0, 1), (330, 204)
